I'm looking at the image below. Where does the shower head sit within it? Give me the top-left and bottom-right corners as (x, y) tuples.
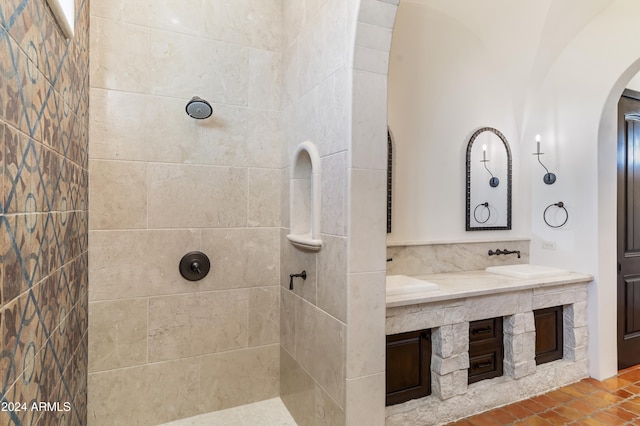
(185, 96), (213, 119)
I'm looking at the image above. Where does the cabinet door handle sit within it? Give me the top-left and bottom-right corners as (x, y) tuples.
(471, 326), (492, 335)
(472, 361), (492, 369)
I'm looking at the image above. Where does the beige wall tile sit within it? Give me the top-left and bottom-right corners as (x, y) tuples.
(358, 0), (398, 28)
(355, 22), (393, 51)
(88, 299), (148, 373)
(321, 153), (346, 236)
(345, 373), (385, 426)
(348, 169), (387, 273)
(249, 49), (282, 111)
(89, 88), (200, 162)
(88, 160), (147, 230)
(351, 70), (387, 170)
(282, 41), (300, 108)
(295, 297), (346, 407)
(200, 228), (279, 289)
(90, 89), (281, 168)
(148, 290), (248, 362)
(148, 29), (249, 105)
(248, 168), (281, 227)
(346, 272), (385, 378)
(317, 67), (350, 158)
(87, 359), (199, 426)
(280, 347), (315, 426)
(198, 344), (279, 413)
(93, 0), (281, 52)
(88, 229), (200, 301)
(91, 0), (151, 25)
(280, 288), (297, 356)
(315, 384), (345, 426)
(249, 287), (280, 347)
(317, 235), (347, 322)
(280, 229), (317, 304)
(281, 167), (291, 229)
(148, 164), (247, 228)
(197, 106), (282, 168)
(90, 17), (151, 92)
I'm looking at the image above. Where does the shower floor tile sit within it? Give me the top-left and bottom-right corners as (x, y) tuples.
(159, 398), (297, 426)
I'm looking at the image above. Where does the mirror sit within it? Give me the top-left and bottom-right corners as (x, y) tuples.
(466, 127), (512, 231)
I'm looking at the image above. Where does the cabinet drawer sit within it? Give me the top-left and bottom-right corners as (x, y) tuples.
(469, 318), (500, 343)
(468, 317), (504, 384)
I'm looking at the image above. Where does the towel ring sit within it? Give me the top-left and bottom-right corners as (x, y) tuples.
(473, 202), (491, 224)
(543, 201), (568, 228)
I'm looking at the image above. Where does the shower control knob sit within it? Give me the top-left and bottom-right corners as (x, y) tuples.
(179, 251), (210, 281)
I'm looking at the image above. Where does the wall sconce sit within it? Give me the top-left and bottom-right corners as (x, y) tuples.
(533, 135), (556, 184)
(481, 144), (500, 187)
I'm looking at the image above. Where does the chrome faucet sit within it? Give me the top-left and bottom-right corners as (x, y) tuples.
(488, 249), (521, 259)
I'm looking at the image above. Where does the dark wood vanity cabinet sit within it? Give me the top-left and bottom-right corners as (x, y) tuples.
(385, 329), (431, 406)
(534, 306), (564, 365)
(468, 318), (504, 384)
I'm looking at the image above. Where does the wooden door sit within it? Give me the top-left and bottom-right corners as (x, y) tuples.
(617, 89), (640, 369)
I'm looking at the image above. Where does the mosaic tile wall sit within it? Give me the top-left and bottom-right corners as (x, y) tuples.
(0, 0), (89, 425)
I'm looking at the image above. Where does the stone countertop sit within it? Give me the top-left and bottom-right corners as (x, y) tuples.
(386, 270), (593, 308)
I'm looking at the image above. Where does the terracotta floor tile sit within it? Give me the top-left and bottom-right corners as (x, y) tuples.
(521, 416), (553, 425)
(518, 399), (546, 414)
(573, 418), (610, 426)
(590, 410), (628, 425)
(580, 390), (623, 409)
(530, 394), (558, 410)
(480, 409), (516, 424)
(543, 389), (575, 404)
(625, 384), (640, 394)
(564, 398), (600, 415)
(563, 380), (600, 396)
(553, 404), (586, 421)
(610, 388), (634, 399)
(626, 395), (640, 406)
(618, 401), (640, 416)
(588, 376), (632, 391)
(602, 405), (639, 422)
(466, 412), (504, 426)
(537, 409), (571, 425)
(619, 368), (640, 383)
(501, 403), (535, 420)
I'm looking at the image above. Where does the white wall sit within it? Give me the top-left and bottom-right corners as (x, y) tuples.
(526, 0), (640, 379)
(387, 0), (622, 245)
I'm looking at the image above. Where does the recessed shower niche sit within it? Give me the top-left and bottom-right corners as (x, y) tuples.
(287, 141), (323, 251)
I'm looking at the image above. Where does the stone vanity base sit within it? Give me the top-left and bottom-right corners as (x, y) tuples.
(385, 282), (589, 425)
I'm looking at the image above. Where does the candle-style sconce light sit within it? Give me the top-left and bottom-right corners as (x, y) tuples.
(533, 135), (556, 185)
(481, 144), (500, 187)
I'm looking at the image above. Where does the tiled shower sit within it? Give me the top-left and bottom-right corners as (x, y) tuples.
(87, 0), (282, 424)
(0, 0), (90, 424)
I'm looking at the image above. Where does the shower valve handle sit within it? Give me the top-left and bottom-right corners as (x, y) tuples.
(289, 271), (307, 290)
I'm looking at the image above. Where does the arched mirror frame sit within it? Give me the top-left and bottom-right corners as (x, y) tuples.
(466, 127), (512, 231)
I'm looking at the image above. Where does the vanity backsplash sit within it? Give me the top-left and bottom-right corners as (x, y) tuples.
(386, 240), (530, 276)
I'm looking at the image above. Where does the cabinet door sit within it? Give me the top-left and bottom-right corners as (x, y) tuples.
(386, 330), (431, 406)
(534, 306), (564, 365)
